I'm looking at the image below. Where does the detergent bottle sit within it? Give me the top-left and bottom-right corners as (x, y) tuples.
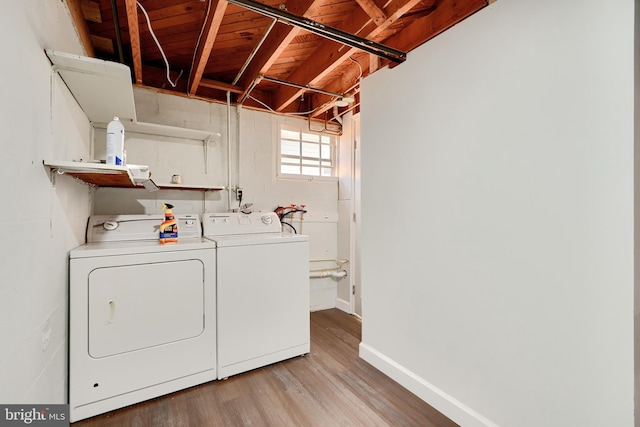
(106, 117), (125, 165)
(159, 203), (178, 244)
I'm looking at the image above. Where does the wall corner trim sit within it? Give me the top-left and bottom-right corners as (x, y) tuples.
(358, 343), (499, 427)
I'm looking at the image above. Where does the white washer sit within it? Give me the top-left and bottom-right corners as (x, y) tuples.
(203, 212), (310, 379)
(69, 214), (216, 422)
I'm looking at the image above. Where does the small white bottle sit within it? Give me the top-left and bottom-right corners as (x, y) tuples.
(106, 117), (125, 165)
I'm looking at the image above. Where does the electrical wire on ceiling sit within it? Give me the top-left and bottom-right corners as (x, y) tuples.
(247, 95), (332, 117)
(287, 102), (334, 116)
(136, 0), (182, 88)
(248, 95), (274, 112)
(349, 56), (363, 82)
(247, 96), (341, 135)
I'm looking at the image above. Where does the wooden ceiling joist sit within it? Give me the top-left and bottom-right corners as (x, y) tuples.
(91, 34), (115, 54)
(384, 0), (487, 52)
(199, 78), (244, 94)
(188, 0), (229, 95)
(81, 0), (489, 118)
(369, 52), (380, 73)
(228, 0), (405, 63)
(81, 0), (102, 23)
(236, 0), (325, 103)
(309, 63), (363, 118)
(272, 0), (426, 111)
(354, 0), (387, 26)
(124, 0), (143, 84)
(64, 0), (96, 57)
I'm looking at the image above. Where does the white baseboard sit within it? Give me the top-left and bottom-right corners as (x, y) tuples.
(335, 297), (351, 313)
(358, 343), (499, 427)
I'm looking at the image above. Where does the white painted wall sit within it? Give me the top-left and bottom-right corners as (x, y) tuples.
(93, 89), (340, 310)
(0, 1), (90, 403)
(359, 1), (634, 426)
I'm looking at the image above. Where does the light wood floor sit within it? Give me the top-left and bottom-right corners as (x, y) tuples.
(74, 309), (458, 427)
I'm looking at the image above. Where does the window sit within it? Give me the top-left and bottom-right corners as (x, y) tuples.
(279, 125), (335, 178)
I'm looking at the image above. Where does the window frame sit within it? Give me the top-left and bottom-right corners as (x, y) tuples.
(276, 122), (338, 181)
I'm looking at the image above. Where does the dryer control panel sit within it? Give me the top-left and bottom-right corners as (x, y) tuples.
(87, 214), (202, 243)
(202, 212), (281, 236)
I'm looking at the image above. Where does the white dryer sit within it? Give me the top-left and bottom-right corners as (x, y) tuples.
(69, 214), (216, 422)
(203, 212), (310, 379)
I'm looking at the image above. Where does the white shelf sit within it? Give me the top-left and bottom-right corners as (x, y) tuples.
(154, 183), (226, 191)
(92, 121), (213, 142)
(44, 160), (224, 191)
(47, 50), (216, 143)
(45, 160), (135, 187)
(46, 50), (137, 123)
(45, 51), (221, 189)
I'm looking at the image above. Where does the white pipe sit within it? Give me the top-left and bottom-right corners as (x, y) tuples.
(310, 258), (349, 264)
(232, 19), (277, 85)
(332, 105), (343, 125)
(226, 91), (232, 211)
(310, 265), (343, 273)
(309, 270), (347, 279)
(309, 258), (348, 277)
(236, 98), (241, 197)
(309, 258), (348, 272)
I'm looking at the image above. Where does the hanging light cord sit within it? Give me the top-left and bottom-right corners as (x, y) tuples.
(136, 1), (182, 87)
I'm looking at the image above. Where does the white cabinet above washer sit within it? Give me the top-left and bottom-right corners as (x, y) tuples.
(46, 49), (137, 124)
(46, 50), (216, 143)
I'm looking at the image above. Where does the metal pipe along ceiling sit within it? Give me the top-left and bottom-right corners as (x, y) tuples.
(238, 74), (348, 108)
(260, 75), (345, 98)
(232, 19), (277, 85)
(226, 0), (407, 64)
(110, 0), (125, 63)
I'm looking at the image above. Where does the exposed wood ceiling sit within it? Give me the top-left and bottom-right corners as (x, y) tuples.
(66, 0), (488, 122)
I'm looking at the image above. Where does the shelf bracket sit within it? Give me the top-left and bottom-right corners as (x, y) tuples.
(49, 167), (58, 187)
(139, 179), (159, 192)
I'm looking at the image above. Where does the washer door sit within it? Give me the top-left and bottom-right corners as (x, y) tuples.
(88, 260), (204, 358)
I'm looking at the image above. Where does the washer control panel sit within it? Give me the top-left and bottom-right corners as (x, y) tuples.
(203, 212), (281, 236)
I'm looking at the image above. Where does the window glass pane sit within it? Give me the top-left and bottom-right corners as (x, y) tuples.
(302, 132), (319, 143)
(301, 158), (320, 166)
(302, 166), (319, 175)
(321, 144), (331, 160)
(281, 140), (300, 156)
(281, 164), (300, 174)
(282, 129), (300, 140)
(281, 157), (300, 165)
(279, 124), (334, 178)
(301, 142), (319, 158)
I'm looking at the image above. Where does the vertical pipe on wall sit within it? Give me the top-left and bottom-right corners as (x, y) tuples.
(236, 103), (241, 193)
(227, 91), (232, 211)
